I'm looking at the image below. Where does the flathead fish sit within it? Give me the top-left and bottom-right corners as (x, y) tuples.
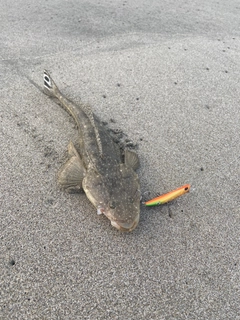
(43, 70), (140, 231)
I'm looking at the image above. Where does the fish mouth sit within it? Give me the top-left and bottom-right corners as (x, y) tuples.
(110, 215), (139, 232)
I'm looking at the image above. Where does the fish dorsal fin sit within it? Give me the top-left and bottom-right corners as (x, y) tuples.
(84, 103), (103, 157)
(124, 149), (140, 171)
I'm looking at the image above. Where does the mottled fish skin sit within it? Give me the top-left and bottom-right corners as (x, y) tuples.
(43, 70), (140, 231)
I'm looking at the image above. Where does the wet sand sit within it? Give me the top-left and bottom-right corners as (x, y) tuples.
(1, 0), (239, 319)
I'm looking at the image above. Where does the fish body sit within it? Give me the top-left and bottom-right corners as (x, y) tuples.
(43, 70), (140, 231)
(144, 184), (190, 206)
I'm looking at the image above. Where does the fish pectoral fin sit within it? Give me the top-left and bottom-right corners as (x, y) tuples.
(58, 156), (85, 192)
(124, 149), (140, 170)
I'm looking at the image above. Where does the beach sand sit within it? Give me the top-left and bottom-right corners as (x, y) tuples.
(1, 0), (239, 318)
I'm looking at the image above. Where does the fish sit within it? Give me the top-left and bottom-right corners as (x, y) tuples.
(144, 184), (190, 206)
(43, 70), (140, 231)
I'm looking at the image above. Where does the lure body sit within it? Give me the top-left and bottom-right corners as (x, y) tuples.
(144, 184), (190, 206)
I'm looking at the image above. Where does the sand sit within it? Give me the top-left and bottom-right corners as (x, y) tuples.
(1, 0), (239, 319)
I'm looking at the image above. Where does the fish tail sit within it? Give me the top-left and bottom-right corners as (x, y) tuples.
(43, 70), (103, 157)
(43, 70), (60, 97)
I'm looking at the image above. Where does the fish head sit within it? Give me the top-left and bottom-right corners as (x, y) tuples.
(82, 165), (140, 231)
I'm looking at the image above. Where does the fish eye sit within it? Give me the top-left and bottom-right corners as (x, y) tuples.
(109, 201), (116, 209)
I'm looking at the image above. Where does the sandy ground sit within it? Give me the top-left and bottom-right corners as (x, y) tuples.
(1, 0), (239, 319)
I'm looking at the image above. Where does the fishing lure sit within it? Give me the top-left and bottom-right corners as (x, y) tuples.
(144, 184), (190, 206)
